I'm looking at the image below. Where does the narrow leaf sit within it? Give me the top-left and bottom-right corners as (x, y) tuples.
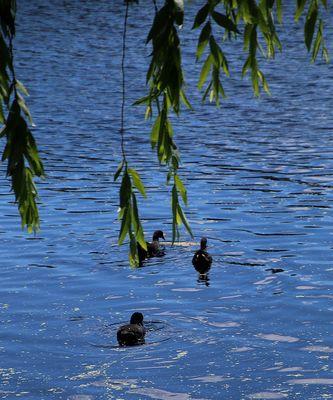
(114, 160), (124, 181)
(177, 204), (194, 238)
(295, 0), (307, 21)
(276, 0), (282, 23)
(172, 184), (178, 243)
(196, 21), (211, 60)
(120, 171), (131, 208)
(118, 206), (131, 245)
(209, 35), (222, 68)
(151, 114), (161, 148)
(180, 89), (192, 109)
(211, 11), (240, 33)
(128, 168), (146, 197)
(15, 79), (29, 96)
(198, 54), (213, 89)
(304, 5), (318, 51)
(0, 100), (4, 124)
(174, 174), (187, 205)
(311, 20), (322, 62)
(192, 3), (209, 29)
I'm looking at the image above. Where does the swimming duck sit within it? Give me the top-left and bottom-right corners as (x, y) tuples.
(137, 230), (165, 264)
(117, 312), (146, 346)
(192, 237), (212, 274)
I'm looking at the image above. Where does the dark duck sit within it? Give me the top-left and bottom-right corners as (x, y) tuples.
(117, 312), (146, 346)
(192, 237), (213, 274)
(138, 230), (165, 264)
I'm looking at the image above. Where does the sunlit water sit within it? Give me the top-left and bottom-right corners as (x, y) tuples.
(0, 1), (333, 399)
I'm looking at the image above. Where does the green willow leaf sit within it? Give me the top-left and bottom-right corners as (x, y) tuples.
(242, 56), (251, 76)
(128, 167), (146, 197)
(174, 174), (187, 205)
(15, 79), (29, 96)
(119, 171), (132, 208)
(146, 4), (169, 44)
(196, 21), (211, 60)
(322, 46), (329, 62)
(177, 204), (193, 238)
(129, 231), (139, 266)
(220, 49), (230, 77)
(133, 94), (151, 106)
(0, 99), (4, 123)
(202, 81), (212, 102)
(212, 65), (221, 106)
(249, 25), (258, 59)
(17, 92), (33, 125)
(276, 0), (283, 23)
(114, 160), (124, 181)
(243, 24), (253, 51)
(171, 184), (178, 242)
(192, 3), (209, 29)
(257, 70), (270, 94)
(251, 66), (260, 96)
(304, 4), (318, 51)
(198, 54), (213, 89)
(295, 0), (307, 21)
(180, 89), (192, 109)
(211, 11), (240, 33)
(118, 206), (131, 245)
(151, 114), (161, 148)
(209, 35), (222, 68)
(311, 20), (322, 61)
(131, 192), (146, 249)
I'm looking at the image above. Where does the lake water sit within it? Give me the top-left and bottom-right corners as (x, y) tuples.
(1, 1), (333, 399)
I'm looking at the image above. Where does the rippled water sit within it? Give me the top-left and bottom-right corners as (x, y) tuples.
(1, 1), (333, 399)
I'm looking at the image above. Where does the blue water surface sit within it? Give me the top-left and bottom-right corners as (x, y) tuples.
(0, 1), (333, 399)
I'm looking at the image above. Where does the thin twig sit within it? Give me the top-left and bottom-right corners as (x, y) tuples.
(8, 35), (18, 98)
(120, 1), (130, 164)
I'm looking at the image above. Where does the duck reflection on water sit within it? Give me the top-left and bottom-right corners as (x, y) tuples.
(197, 272), (210, 286)
(192, 237), (213, 286)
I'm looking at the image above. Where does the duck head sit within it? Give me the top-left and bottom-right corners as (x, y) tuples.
(152, 230), (165, 241)
(200, 237), (208, 250)
(130, 312), (144, 325)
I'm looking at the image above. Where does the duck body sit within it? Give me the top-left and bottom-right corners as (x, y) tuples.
(117, 312), (146, 346)
(192, 237), (212, 274)
(138, 230), (165, 264)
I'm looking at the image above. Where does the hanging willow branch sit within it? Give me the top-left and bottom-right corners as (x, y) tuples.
(0, 0), (44, 233)
(135, 0), (193, 243)
(114, 0), (147, 266)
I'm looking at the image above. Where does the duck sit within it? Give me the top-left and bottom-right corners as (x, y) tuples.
(192, 237), (212, 274)
(137, 230), (165, 264)
(117, 312), (146, 346)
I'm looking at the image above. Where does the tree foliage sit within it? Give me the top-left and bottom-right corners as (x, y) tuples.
(0, 0), (44, 233)
(0, 0), (330, 263)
